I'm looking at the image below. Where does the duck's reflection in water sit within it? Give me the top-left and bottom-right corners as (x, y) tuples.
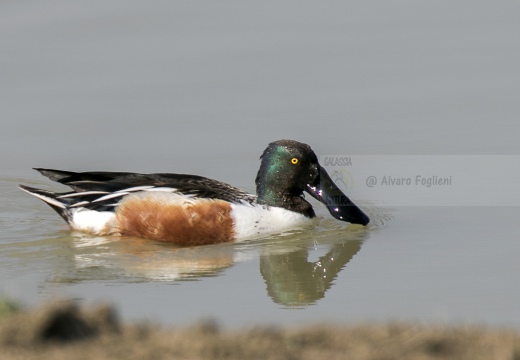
(259, 229), (368, 306)
(260, 240), (363, 306)
(70, 234), (238, 281)
(54, 222), (370, 306)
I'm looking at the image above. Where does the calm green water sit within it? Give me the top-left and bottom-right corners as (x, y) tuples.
(1, 0), (519, 328)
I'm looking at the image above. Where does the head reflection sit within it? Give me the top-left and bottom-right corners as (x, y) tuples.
(260, 236), (366, 307)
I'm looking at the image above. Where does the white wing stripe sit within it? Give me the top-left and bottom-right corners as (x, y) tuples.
(115, 185), (155, 193)
(143, 187), (178, 192)
(69, 201), (90, 207)
(29, 192), (66, 209)
(58, 191), (109, 198)
(58, 186), (180, 204)
(93, 192), (129, 202)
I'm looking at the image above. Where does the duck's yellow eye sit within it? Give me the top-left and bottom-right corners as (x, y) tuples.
(291, 158), (299, 165)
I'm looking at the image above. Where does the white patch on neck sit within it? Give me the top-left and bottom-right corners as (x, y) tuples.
(230, 203), (309, 241)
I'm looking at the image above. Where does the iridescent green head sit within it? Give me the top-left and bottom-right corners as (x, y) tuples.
(255, 139), (369, 226)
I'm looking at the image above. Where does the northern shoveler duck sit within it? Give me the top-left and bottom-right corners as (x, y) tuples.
(19, 140), (369, 245)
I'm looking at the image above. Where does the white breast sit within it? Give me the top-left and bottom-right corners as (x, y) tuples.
(230, 203), (309, 241)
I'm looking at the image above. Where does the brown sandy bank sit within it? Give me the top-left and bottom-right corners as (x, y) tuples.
(1, 300), (519, 360)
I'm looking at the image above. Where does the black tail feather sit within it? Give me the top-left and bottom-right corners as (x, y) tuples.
(18, 185), (72, 222)
(34, 168), (133, 185)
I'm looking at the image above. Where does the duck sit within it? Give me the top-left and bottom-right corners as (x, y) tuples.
(19, 140), (369, 245)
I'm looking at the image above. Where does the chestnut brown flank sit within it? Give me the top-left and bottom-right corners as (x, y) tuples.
(115, 195), (235, 245)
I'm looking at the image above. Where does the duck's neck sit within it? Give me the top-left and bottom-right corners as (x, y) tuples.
(257, 182), (315, 218)
(256, 174), (290, 208)
(255, 159), (315, 217)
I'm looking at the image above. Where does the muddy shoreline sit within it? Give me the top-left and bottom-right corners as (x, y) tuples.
(1, 300), (519, 360)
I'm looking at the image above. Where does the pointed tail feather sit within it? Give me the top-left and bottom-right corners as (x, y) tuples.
(33, 168), (81, 183)
(34, 168), (134, 185)
(18, 185), (72, 222)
